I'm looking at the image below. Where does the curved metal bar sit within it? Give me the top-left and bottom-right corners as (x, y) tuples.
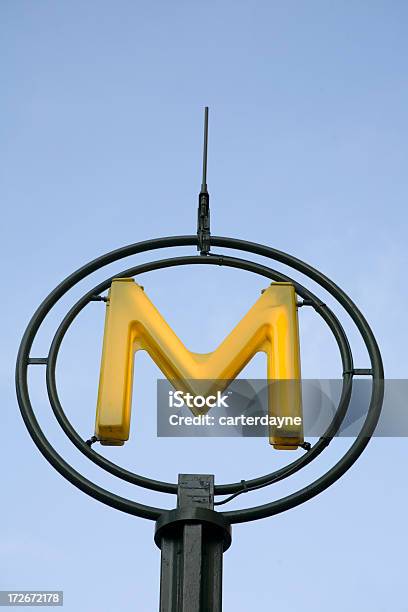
(15, 236), (383, 523)
(16, 238), (198, 521)
(208, 239), (384, 523)
(45, 254), (353, 496)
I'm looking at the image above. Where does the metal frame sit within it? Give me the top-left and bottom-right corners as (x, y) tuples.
(16, 236), (384, 525)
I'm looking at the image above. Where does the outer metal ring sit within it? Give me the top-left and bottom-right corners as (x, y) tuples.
(16, 236), (384, 523)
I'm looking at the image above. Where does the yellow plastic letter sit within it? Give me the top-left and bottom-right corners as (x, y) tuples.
(95, 279), (303, 449)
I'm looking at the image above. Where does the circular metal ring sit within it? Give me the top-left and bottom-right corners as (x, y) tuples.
(46, 254), (353, 496)
(16, 236), (384, 523)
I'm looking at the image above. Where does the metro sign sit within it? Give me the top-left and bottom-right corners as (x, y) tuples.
(95, 278), (303, 450)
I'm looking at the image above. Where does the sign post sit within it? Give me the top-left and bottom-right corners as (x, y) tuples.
(16, 109), (384, 610)
(156, 474), (231, 612)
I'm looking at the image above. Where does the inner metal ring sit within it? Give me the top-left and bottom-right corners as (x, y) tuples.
(46, 254), (353, 496)
(16, 235), (384, 523)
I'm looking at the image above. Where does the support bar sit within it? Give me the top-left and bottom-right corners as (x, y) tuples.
(155, 474), (231, 612)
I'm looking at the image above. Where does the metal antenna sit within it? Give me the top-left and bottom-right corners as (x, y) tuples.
(197, 107), (210, 255)
(201, 106), (209, 192)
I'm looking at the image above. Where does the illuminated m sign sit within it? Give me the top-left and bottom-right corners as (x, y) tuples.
(95, 278), (303, 450)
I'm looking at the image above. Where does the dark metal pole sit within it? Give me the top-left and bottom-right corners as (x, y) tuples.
(155, 474), (232, 611)
(197, 108), (211, 255)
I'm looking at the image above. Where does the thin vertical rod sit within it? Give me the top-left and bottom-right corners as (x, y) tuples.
(201, 107), (209, 192)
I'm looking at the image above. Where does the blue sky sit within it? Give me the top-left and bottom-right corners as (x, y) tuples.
(1, 1), (407, 610)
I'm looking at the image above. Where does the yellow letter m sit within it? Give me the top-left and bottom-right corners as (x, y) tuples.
(95, 278), (303, 450)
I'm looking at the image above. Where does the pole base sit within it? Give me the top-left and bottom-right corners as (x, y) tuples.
(154, 475), (232, 612)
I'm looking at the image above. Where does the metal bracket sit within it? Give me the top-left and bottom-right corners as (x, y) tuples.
(343, 368), (373, 377)
(197, 191), (210, 256)
(27, 357), (48, 365)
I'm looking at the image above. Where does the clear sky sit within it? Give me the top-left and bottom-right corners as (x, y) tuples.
(1, 1), (407, 610)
